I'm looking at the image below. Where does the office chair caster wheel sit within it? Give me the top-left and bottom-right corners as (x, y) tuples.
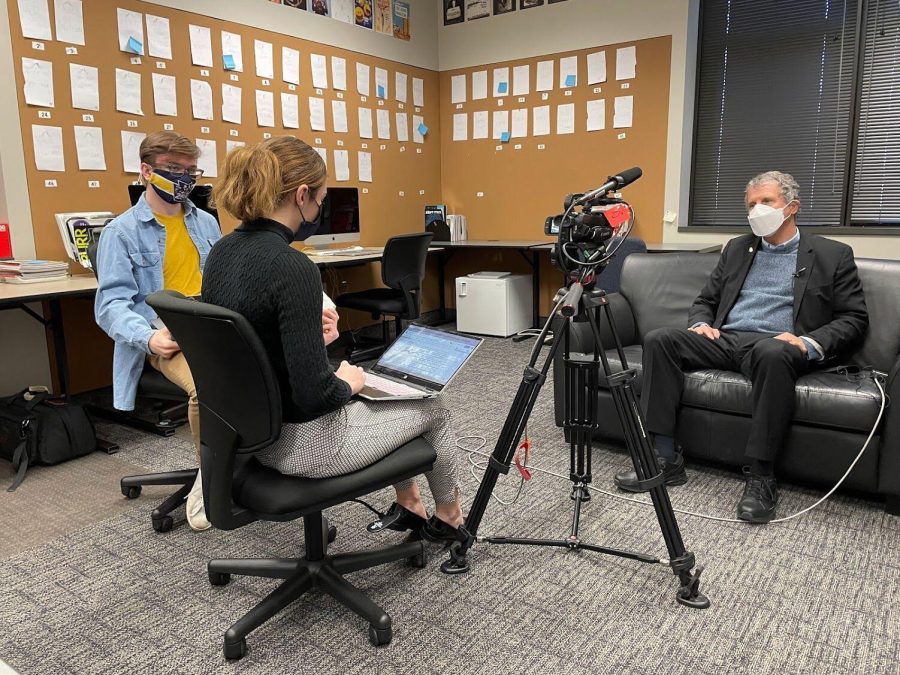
(152, 515), (173, 533)
(368, 624), (392, 647)
(223, 638), (247, 660)
(208, 570), (231, 586)
(407, 551), (427, 569)
(122, 485), (141, 499)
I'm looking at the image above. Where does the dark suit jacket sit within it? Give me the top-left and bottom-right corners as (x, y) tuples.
(687, 231), (868, 360)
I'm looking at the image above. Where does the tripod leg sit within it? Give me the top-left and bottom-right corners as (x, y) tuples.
(588, 307), (709, 609)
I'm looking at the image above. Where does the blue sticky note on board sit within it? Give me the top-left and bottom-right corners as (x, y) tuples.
(565, 74), (576, 87)
(418, 122), (429, 137)
(377, 84), (386, 98)
(500, 131), (511, 142)
(223, 54), (236, 70)
(127, 36), (143, 55)
(498, 81), (508, 94)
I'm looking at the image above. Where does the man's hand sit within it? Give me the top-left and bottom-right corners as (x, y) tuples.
(322, 308), (340, 346)
(773, 332), (807, 353)
(688, 324), (720, 340)
(148, 328), (180, 358)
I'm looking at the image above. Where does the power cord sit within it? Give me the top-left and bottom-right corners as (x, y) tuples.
(456, 374), (886, 524)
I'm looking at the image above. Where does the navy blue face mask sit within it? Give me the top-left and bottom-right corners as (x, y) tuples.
(294, 196), (324, 241)
(148, 169), (196, 204)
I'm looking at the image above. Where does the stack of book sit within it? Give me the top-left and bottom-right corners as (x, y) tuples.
(0, 259), (69, 284)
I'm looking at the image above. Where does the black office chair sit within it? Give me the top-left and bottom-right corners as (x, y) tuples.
(86, 237), (196, 532)
(148, 290), (436, 659)
(336, 232), (433, 363)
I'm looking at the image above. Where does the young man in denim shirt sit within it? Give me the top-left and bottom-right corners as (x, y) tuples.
(95, 131), (220, 531)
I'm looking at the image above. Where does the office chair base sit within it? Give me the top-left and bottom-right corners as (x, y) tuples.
(120, 469), (198, 532)
(210, 513), (424, 660)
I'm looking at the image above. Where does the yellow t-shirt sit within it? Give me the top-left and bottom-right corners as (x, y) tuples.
(154, 211), (202, 297)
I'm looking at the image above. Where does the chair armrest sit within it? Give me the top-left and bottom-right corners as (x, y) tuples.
(877, 356), (900, 497)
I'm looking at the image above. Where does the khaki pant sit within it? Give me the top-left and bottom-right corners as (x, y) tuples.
(147, 352), (200, 460)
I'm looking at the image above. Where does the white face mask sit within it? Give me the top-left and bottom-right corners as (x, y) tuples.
(747, 201), (794, 237)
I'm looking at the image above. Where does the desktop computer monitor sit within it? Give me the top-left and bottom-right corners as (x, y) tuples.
(302, 187), (361, 248)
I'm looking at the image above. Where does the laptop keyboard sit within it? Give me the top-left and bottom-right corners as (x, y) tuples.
(365, 372), (422, 396)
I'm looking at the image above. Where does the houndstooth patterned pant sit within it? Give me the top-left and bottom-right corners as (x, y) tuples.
(255, 397), (458, 505)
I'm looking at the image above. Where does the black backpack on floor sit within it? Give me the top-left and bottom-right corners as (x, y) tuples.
(0, 388), (97, 491)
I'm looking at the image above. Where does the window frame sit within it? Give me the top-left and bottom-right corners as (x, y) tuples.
(684, 0), (896, 234)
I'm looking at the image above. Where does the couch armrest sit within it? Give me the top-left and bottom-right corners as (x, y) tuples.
(552, 292), (637, 426)
(877, 356), (900, 497)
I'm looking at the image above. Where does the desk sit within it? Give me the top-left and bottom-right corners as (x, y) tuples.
(434, 240), (550, 328)
(531, 241), (723, 254)
(0, 275), (98, 397)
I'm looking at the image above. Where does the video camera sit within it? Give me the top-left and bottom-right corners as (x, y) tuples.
(544, 167), (642, 279)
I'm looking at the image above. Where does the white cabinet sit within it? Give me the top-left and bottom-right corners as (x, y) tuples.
(455, 273), (532, 337)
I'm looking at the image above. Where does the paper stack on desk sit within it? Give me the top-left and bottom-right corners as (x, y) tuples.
(446, 214), (468, 241)
(0, 259), (69, 284)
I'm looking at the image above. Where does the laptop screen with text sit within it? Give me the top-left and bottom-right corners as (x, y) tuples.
(374, 325), (481, 388)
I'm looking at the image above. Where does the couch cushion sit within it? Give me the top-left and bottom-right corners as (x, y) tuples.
(581, 345), (882, 434)
(680, 369), (881, 433)
(851, 259), (900, 373)
(619, 252), (719, 338)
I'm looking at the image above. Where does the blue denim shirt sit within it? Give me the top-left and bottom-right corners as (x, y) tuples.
(94, 194), (220, 410)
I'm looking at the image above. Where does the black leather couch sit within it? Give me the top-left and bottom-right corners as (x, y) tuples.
(553, 251), (900, 514)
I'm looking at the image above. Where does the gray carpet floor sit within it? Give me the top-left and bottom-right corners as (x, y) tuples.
(1, 335), (898, 674)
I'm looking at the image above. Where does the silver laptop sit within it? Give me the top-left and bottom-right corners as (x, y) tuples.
(358, 324), (483, 401)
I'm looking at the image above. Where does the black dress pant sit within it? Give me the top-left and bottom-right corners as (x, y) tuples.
(640, 328), (813, 462)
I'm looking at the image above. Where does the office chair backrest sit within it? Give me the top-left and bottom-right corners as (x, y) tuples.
(147, 291), (282, 453)
(381, 232), (433, 317)
(86, 239), (99, 276)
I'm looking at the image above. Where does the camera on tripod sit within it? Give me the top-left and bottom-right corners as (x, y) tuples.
(544, 167), (642, 279)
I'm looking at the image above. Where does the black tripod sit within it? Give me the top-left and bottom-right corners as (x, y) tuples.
(442, 278), (710, 609)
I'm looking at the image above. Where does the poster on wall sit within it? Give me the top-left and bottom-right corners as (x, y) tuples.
(332, 0), (353, 21)
(283, 0), (307, 8)
(310, 0), (330, 16)
(393, 0), (410, 40)
(466, 0), (490, 20)
(520, 0), (544, 8)
(375, 0), (392, 33)
(548, 0), (568, 3)
(444, 0), (464, 25)
(493, 0), (515, 15)
(355, 0), (374, 28)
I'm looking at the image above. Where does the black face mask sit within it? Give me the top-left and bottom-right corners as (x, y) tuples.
(294, 196), (324, 241)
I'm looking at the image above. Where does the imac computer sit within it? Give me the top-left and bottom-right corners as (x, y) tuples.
(302, 187), (361, 249)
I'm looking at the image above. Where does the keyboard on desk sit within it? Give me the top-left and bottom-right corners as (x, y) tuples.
(315, 247), (383, 257)
(364, 372), (423, 396)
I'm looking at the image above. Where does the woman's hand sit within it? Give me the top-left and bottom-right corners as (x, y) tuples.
(335, 360), (366, 394)
(322, 308), (340, 346)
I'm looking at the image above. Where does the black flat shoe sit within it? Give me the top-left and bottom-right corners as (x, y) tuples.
(614, 453), (688, 493)
(366, 502), (428, 533)
(420, 515), (468, 545)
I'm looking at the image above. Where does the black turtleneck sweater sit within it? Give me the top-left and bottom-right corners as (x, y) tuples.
(201, 218), (351, 423)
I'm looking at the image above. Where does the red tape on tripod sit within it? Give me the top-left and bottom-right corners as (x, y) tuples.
(514, 439), (532, 480)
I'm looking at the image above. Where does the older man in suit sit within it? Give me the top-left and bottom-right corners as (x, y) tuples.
(614, 171), (868, 522)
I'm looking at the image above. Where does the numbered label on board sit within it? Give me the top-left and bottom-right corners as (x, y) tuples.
(617, 133), (627, 140)
(518, 97), (525, 103)
(229, 129), (238, 136)
(65, 47), (77, 55)
(416, 148), (422, 154)
(337, 140), (344, 147)
(514, 144), (522, 150)
(337, 92), (344, 99)
(38, 110), (51, 119)
(621, 83), (630, 89)
(538, 144), (546, 150)
(200, 69), (210, 77)
(32, 41), (45, 50)
(263, 132), (272, 139)
(315, 137), (323, 145)
(88, 180), (100, 188)
(378, 100), (384, 106)
(380, 144), (386, 151)
(400, 146), (406, 152)
(362, 188), (369, 194)
(262, 79), (270, 86)
(200, 126), (210, 134)
(288, 84), (296, 91)
(44, 179), (57, 187)
(565, 90), (572, 97)
(164, 123), (174, 130)
(594, 87), (602, 94)
(315, 88), (323, 95)
(419, 190), (425, 196)
(361, 143), (368, 149)
(399, 191), (405, 197)
(156, 62), (166, 69)
(127, 120), (138, 127)
(82, 114), (94, 122)
(542, 93), (549, 101)
(399, 103), (404, 110)
(361, 96), (367, 102)
(230, 74), (239, 81)
(455, 104), (462, 110)
(130, 57), (142, 65)
(477, 191), (485, 197)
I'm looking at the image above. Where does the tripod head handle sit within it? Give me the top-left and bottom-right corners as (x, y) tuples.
(559, 283), (584, 317)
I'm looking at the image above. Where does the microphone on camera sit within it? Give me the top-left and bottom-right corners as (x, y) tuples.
(575, 167), (643, 205)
